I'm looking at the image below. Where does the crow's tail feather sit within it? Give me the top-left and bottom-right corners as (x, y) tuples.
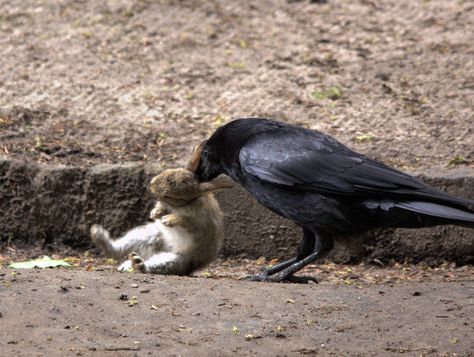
(396, 201), (474, 228)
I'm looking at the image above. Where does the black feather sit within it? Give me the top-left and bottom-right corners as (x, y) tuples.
(196, 118), (474, 281)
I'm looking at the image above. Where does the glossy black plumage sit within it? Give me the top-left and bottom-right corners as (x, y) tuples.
(194, 118), (474, 282)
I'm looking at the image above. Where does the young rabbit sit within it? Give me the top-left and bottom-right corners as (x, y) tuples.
(90, 168), (232, 275)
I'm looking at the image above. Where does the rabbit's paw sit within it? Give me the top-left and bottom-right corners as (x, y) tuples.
(118, 260), (133, 272)
(161, 214), (180, 227)
(150, 206), (167, 220)
(90, 224), (109, 243)
(129, 252), (146, 273)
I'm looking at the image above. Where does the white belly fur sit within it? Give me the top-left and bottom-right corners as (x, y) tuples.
(154, 220), (194, 254)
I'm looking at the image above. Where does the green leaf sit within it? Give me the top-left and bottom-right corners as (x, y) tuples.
(326, 86), (342, 100)
(311, 86), (342, 100)
(227, 62), (246, 70)
(447, 156), (468, 166)
(311, 90), (327, 100)
(9, 256), (71, 269)
(238, 39), (248, 49)
(355, 133), (376, 143)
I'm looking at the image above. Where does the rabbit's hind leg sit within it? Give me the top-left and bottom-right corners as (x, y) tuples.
(129, 252), (147, 273)
(90, 224), (118, 258)
(118, 259), (133, 272)
(141, 252), (189, 276)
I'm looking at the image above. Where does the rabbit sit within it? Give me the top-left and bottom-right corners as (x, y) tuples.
(90, 168), (232, 275)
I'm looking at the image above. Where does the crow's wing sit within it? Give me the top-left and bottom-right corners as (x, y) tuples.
(239, 127), (472, 205)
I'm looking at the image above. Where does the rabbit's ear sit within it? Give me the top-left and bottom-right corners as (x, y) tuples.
(148, 175), (160, 194)
(187, 140), (206, 173)
(199, 177), (233, 193)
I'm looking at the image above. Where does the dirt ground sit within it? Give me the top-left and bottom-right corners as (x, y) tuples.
(1, 256), (474, 356)
(0, 0), (473, 171)
(1, 0), (474, 355)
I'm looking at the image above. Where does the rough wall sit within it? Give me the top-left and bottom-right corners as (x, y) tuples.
(1, 159), (473, 264)
(0, 160), (158, 248)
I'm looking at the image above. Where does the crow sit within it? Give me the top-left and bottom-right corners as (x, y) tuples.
(189, 118), (474, 283)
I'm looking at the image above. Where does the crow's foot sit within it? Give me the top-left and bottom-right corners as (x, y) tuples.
(241, 271), (318, 284)
(240, 272), (268, 282)
(280, 275), (318, 284)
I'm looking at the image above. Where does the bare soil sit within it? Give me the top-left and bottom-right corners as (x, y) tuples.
(1, 0), (474, 355)
(1, 254), (474, 356)
(0, 0), (473, 171)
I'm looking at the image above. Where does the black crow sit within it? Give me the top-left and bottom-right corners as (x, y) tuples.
(189, 118), (474, 283)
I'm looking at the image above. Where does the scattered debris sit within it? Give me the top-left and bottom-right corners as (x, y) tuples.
(447, 156), (469, 166)
(9, 256), (71, 269)
(311, 86), (342, 100)
(275, 325), (285, 333)
(128, 296), (139, 307)
(244, 334), (261, 341)
(355, 133), (377, 143)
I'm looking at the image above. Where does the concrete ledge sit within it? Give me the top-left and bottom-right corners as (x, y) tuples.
(1, 158), (473, 264)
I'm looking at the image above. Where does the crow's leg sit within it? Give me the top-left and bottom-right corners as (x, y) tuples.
(296, 228), (316, 259)
(244, 228), (316, 281)
(262, 257), (298, 276)
(245, 233), (333, 283)
(265, 234), (334, 283)
(264, 228), (315, 274)
(241, 258), (298, 281)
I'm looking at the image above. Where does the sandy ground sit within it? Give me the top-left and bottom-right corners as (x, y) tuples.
(0, 0), (473, 170)
(1, 254), (474, 356)
(1, 264), (473, 357)
(1, 0), (474, 355)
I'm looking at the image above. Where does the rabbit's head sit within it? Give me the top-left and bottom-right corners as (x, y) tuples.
(149, 168), (232, 206)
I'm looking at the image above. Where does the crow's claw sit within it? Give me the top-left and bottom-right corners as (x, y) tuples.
(240, 272), (269, 282)
(241, 271), (318, 284)
(281, 275), (319, 284)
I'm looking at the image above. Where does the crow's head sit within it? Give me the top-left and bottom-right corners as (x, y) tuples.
(189, 118), (279, 182)
(187, 140), (223, 182)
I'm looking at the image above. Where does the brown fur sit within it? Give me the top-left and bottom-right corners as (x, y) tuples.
(90, 168), (231, 275)
(186, 141), (205, 173)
